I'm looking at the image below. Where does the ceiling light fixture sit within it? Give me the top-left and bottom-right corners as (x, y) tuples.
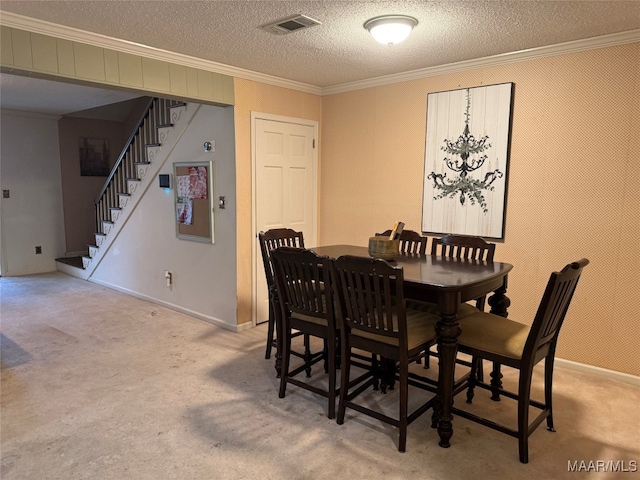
(364, 15), (418, 46)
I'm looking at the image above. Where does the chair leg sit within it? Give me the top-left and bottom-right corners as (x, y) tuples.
(265, 304), (275, 360)
(372, 354), (380, 391)
(475, 358), (484, 382)
(337, 342), (351, 425)
(398, 361), (409, 452)
(466, 357), (479, 404)
(304, 334), (312, 377)
(545, 356), (556, 432)
(518, 369), (533, 464)
(327, 335), (336, 419)
(490, 362), (503, 401)
(278, 319), (292, 399)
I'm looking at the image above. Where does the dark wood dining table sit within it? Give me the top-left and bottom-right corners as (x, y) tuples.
(310, 244), (513, 449)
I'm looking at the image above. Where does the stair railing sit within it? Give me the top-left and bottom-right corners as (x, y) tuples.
(94, 97), (180, 234)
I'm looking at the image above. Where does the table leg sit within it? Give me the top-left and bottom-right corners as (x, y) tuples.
(487, 284), (511, 400)
(434, 303), (462, 448)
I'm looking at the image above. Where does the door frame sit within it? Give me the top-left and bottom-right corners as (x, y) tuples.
(250, 111), (319, 328)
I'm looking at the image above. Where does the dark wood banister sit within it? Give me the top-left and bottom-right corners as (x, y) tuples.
(94, 97), (156, 205)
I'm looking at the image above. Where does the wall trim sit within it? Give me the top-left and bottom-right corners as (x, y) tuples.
(1, 108), (61, 120)
(555, 358), (640, 387)
(3, 12), (638, 97)
(0, 11), (321, 96)
(322, 29), (640, 95)
(89, 277), (239, 332)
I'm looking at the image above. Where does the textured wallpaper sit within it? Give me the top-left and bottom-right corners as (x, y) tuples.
(320, 43), (639, 376)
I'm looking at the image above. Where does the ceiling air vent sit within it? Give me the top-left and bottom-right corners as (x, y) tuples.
(261, 15), (322, 35)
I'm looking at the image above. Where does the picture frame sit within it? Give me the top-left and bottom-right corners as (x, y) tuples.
(79, 137), (110, 176)
(421, 82), (514, 239)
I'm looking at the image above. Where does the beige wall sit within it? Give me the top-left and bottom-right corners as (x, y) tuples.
(321, 43), (640, 376)
(233, 79), (322, 327)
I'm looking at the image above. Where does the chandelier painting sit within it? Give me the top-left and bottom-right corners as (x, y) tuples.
(422, 83), (514, 239)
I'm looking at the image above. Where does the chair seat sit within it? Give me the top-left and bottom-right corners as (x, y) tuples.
(351, 309), (439, 350)
(458, 312), (529, 361)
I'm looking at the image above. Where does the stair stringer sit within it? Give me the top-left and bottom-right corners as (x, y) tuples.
(81, 103), (202, 277)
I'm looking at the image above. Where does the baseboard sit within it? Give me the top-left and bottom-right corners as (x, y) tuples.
(555, 358), (640, 387)
(88, 278), (240, 332)
(57, 263), (90, 280)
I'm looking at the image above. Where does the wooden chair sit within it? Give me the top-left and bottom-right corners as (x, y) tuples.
(376, 229), (428, 255)
(431, 234), (496, 309)
(453, 259), (589, 463)
(331, 255), (440, 452)
(258, 228), (305, 363)
(271, 246), (340, 419)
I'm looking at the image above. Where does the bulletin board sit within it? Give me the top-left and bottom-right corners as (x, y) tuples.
(173, 161), (214, 243)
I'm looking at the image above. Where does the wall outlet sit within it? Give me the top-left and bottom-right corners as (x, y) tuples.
(35, 246), (42, 254)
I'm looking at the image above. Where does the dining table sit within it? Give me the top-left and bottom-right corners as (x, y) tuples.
(309, 244), (514, 449)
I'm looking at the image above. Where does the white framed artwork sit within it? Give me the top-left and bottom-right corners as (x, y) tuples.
(422, 83), (514, 239)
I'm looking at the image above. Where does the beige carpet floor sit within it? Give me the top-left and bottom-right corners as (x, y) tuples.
(1, 272), (638, 480)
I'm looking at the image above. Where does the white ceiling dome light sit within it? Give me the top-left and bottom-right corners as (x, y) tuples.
(364, 15), (418, 46)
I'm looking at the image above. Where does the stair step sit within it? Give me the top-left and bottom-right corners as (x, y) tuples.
(109, 207), (122, 222)
(81, 256), (92, 269)
(55, 256), (84, 268)
(88, 245), (99, 258)
(146, 143), (161, 148)
(102, 220), (114, 235)
(134, 162), (150, 166)
(117, 193), (131, 208)
(95, 233), (106, 247)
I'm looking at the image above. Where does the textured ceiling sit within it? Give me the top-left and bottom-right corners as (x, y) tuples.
(1, 0), (639, 87)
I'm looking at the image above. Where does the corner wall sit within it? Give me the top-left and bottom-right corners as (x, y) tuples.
(58, 116), (127, 254)
(320, 43), (640, 376)
(232, 79), (322, 327)
(0, 111), (66, 275)
(89, 104), (238, 329)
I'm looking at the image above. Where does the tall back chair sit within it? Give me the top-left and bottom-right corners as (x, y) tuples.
(271, 247), (339, 418)
(431, 234), (496, 264)
(377, 229), (428, 255)
(431, 234), (495, 310)
(258, 228), (304, 363)
(331, 255), (439, 452)
(453, 259), (589, 463)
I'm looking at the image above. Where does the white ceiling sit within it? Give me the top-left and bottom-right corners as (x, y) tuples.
(0, 73), (142, 119)
(1, 1), (639, 114)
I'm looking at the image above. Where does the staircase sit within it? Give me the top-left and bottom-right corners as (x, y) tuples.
(56, 97), (198, 278)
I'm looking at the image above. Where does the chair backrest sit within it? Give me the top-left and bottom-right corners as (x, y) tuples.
(524, 258), (589, 359)
(431, 234), (495, 261)
(376, 229), (428, 255)
(258, 228), (305, 288)
(331, 255), (407, 344)
(271, 246), (335, 325)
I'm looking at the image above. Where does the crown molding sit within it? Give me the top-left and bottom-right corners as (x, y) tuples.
(2, 11), (638, 97)
(0, 11), (322, 95)
(0, 108), (61, 120)
(322, 29), (640, 95)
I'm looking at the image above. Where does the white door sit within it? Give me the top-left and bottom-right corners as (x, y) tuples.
(253, 115), (317, 326)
